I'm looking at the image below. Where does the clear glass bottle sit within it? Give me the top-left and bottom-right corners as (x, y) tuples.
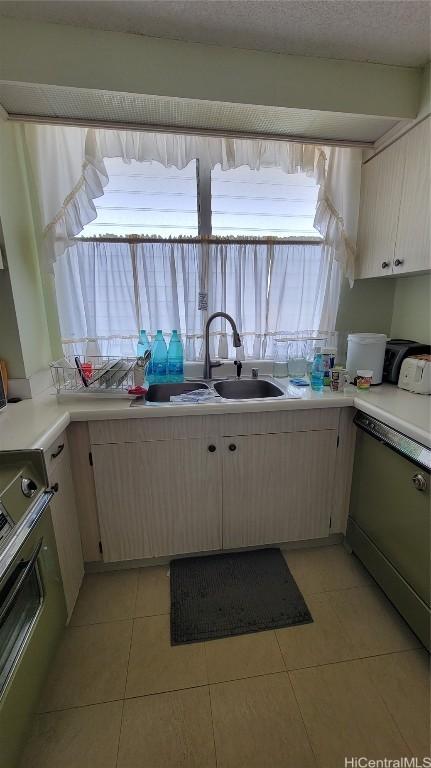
(151, 330), (168, 384)
(167, 330), (184, 383)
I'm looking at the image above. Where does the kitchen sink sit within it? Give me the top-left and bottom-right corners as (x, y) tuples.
(213, 379), (284, 400)
(144, 380), (210, 403)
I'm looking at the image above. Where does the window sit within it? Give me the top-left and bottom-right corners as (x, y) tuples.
(211, 164), (320, 237)
(79, 156), (320, 239)
(81, 158), (198, 237)
(55, 139), (338, 362)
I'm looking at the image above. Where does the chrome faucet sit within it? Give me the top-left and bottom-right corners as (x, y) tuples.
(203, 312), (242, 379)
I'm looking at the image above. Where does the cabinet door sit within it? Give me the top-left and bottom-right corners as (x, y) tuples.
(394, 118), (431, 274)
(47, 435), (84, 620)
(222, 430), (337, 549)
(92, 439), (222, 562)
(356, 140), (405, 278)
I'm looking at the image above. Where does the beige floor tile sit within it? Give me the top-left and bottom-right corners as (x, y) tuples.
(276, 592), (358, 669)
(210, 672), (316, 768)
(205, 630), (284, 684)
(328, 585), (420, 657)
(117, 687), (216, 768)
(125, 615), (207, 697)
(134, 565), (170, 617)
(19, 701), (122, 768)
(290, 659), (411, 768)
(283, 544), (371, 595)
(363, 650), (431, 758)
(70, 570), (138, 626)
(38, 621), (132, 711)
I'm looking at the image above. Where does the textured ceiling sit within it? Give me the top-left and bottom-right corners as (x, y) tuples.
(0, 0), (429, 67)
(0, 81), (402, 144)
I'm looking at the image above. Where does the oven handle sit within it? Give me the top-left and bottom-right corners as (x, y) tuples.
(0, 490), (53, 584)
(0, 539), (43, 625)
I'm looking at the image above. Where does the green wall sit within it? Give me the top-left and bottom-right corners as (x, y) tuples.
(0, 16), (422, 119)
(335, 277), (396, 362)
(390, 274), (431, 344)
(0, 121), (52, 378)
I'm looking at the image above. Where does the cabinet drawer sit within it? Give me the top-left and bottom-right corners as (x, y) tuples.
(89, 415), (221, 444)
(89, 409), (339, 445)
(44, 431), (68, 481)
(219, 408), (339, 436)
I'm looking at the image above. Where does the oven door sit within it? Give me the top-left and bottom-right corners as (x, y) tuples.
(0, 536), (44, 696)
(0, 495), (66, 768)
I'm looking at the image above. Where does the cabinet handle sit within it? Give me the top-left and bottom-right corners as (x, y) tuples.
(50, 482), (59, 493)
(412, 473), (427, 492)
(51, 443), (64, 460)
(208, 444), (216, 453)
(228, 443), (237, 452)
(381, 261), (390, 269)
(394, 258), (404, 267)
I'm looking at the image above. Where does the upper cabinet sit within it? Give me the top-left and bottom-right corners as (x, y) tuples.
(357, 117), (430, 279)
(394, 119), (431, 275)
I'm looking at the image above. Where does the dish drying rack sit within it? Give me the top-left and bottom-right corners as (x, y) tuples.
(50, 356), (138, 399)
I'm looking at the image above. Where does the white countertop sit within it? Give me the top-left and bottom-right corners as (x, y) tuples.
(0, 381), (429, 452)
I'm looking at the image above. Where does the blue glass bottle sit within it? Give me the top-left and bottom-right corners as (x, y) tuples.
(167, 330), (184, 383)
(151, 330), (168, 384)
(310, 346), (324, 391)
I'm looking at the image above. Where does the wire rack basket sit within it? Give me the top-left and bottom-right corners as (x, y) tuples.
(50, 356), (138, 399)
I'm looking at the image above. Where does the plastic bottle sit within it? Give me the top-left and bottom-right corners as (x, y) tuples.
(136, 329), (152, 385)
(137, 329), (151, 358)
(151, 330), (168, 384)
(167, 330), (184, 383)
(310, 346), (324, 391)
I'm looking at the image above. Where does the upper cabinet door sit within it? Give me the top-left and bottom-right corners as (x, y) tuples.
(356, 140), (405, 279)
(394, 118), (431, 274)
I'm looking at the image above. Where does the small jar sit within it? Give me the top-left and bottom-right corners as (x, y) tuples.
(356, 370), (373, 390)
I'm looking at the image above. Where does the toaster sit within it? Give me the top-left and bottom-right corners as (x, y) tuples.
(383, 339), (430, 383)
(398, 355), (431, 394)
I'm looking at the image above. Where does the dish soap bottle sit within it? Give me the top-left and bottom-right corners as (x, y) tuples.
(310, 346), (324, 391)
(151, 330), (168, 384)
(167, 330), (184, 383)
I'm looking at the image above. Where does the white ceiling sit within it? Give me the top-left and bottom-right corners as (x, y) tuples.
(0, 0), (430, 68)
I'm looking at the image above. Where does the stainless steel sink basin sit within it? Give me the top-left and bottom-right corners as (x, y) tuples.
(213, 379), (284, 400)
(145, 380), (210, 403)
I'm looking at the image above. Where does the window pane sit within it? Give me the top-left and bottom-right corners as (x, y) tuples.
(211, 164), (320, 237)
(81, 158), (198, 237)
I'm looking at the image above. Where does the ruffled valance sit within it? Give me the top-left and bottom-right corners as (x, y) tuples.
(24, 124), (361, 284)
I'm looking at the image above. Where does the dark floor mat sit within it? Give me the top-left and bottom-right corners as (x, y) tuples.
(170, 548), (313, 645)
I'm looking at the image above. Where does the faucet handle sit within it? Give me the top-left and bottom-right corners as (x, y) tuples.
(234, 360), (243, 379)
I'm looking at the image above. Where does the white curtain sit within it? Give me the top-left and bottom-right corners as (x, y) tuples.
(55, 238), (340, 361)
(24, 124), (361, 283)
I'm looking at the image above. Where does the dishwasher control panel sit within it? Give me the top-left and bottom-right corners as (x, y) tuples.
(354, 411), (431, 472)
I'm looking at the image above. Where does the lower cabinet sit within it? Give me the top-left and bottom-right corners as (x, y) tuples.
(92, 438), (222, 561)
(91, 422), (339, 562)
(46, 433), (84, 620)
(222, 430), (338, 548)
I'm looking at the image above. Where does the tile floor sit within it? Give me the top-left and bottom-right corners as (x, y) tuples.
(20, 544), (430, 768)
